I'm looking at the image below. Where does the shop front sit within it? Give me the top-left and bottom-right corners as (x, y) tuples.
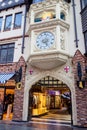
(29, 76), (72, 123)
(23, 65), (77, 126)
(0, 56), (26, 121)
(0, 87), (4, 120)
(0, 79), (15, 120)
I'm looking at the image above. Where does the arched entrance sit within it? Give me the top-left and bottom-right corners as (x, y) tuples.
(23, 70), (77, 126)
(28, 76), (72, 124)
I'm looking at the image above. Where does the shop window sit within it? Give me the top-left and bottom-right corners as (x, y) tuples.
(84, 31), (87, 53)
(60, 12), (66, 20)
(0, 17), (3, 31)
(4, 15), (12, 31)
(14, 12), (22, 29)
(0, 43), (15, 64)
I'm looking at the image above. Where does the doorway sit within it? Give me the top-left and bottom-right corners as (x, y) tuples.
(29, 76), (72, 123)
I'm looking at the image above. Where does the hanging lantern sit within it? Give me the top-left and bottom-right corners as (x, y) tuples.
(16, 82), (22, 90)
(77, 62), (82, 81)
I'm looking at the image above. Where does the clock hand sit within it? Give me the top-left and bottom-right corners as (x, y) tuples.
(42, 38), (49, 44)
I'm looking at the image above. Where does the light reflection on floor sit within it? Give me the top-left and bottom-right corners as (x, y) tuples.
(32, 108), (71, 124)
(3, 113), (13, 120)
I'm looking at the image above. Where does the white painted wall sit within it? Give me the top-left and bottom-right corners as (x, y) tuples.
(0, 6), (25, 38)
(0, 0), (85, 64)
(68, 0), (85, 55)
(0, 5), (30, 62)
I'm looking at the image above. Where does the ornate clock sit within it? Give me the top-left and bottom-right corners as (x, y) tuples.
(36, 31), (55, 50)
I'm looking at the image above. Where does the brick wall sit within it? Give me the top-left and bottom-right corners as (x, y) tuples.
(0, 63), (16, 73)
(0, 56), (26, 121)
(72, 50), (87, 127)
(12, 56), (26, 121)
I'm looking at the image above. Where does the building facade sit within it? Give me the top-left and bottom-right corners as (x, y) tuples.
(0, 0), (87, 127)
(0, 0), (29, 120)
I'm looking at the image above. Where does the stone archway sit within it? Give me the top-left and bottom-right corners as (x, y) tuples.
(23, 70), (77, 125)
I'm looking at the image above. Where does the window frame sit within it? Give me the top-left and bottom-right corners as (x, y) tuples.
(0, 43), (15, 64)
(4, 14), (12, 31)
(84, 31), (87, 53)
(60, 12), (66, 20)
(14, 12), (22, 29)
(80, 0), (87, 9)
(0, 17), (3, 31)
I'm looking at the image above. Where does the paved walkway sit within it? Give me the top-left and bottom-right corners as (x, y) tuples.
(0, 120), (87, 130)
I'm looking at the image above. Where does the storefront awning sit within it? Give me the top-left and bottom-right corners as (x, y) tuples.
(0, 73), (15, 84)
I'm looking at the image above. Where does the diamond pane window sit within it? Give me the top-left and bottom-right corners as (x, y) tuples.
(81, 0), (87, 9)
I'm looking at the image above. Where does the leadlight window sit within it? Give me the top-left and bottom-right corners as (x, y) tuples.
(0, 17), (3, 31)
(35, 76), (65, 87)
(4, 15), (12, 30)
(81, 0), (87, 9)
(14, 12), (22, 28)
(0, 43), (15, 64)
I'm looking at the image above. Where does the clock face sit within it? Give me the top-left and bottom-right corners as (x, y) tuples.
(36, 31), (54, 50)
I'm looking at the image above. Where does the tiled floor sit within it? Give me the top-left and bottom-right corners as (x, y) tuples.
(32, 108), (71, 124)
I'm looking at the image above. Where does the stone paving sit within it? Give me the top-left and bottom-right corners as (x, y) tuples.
(0, 120), (87, 130)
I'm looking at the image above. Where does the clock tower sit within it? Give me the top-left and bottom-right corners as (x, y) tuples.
(28, 0), (70, 69)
